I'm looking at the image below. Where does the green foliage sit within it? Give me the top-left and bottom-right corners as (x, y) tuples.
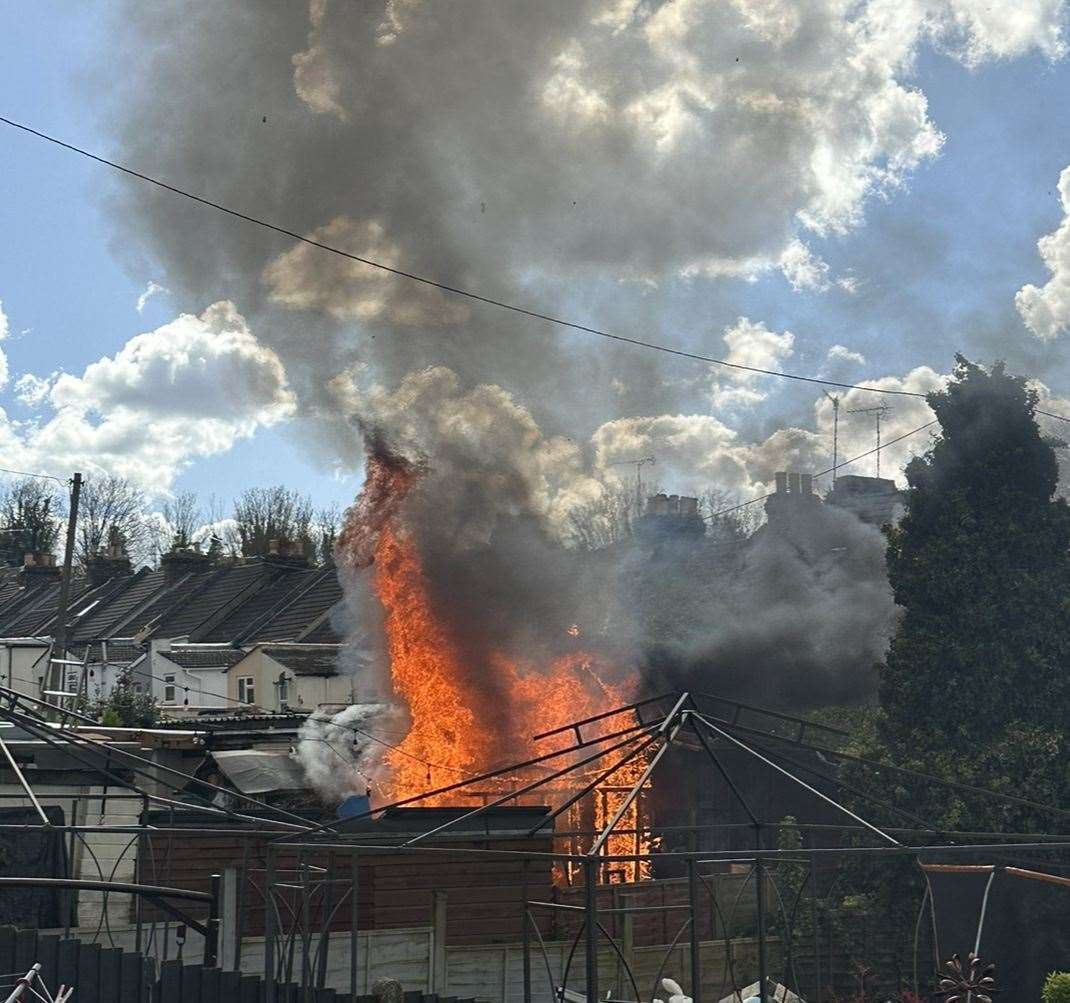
(1043, 972), (1070, 1003)
(0, 478), (62, 566)
(87, 667), (160, 729)
(830, 358), (1070, 986)
(881, 356), (1070, 756)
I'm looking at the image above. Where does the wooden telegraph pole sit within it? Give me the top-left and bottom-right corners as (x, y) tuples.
(49, 471), (82, 698)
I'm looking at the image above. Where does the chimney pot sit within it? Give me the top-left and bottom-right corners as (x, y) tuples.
(775, 472), (788, 494)
(801, 473), (813, 495)
(788, 472), (801, 494)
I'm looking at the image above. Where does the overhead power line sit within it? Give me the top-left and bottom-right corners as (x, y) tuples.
(0, 465), (68, 485)
(0, 114), (1000, 404)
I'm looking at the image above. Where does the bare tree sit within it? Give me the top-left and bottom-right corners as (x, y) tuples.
(567, 482), (761, 552)
(162, 490), (202, 549)
(232, 486), (316, 559)
(315, 501), (344, 565)
(566, 480), (654, 550)
(76, 475), (150, 567)
(0, 477), (63, 566)
(700, 487), (763, 544)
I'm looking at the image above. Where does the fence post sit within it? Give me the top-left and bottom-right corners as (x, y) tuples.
(755, 859), (768, 1003)
(521, 861), (532, 1003)
(265, 847), (277, 1003)
(688, 859), (702, 1003)
(431, 891), (448, 993)
(220, 867), (239, 971)
(350, 850), (359, 1003)
(584, 860), (598, 1003)
(205, 874), (221, 968)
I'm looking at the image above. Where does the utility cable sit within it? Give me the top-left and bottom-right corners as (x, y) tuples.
(6, 115), (1065, 412)
(0, 465), (68, 485)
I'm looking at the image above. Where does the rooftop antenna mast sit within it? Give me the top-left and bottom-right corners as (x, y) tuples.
(823, 392), (841, 485)
(607, 456), (656, 514)
(847, 404), (891, 478)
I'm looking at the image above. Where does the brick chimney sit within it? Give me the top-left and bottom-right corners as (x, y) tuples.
(20, 551), (60, 584)
(87, 527), (133, 586)
(162, 543), (212, 584)
(638, 493), (705, 539)
(264, 537), (310, 568)
(764, 469), (820, 525)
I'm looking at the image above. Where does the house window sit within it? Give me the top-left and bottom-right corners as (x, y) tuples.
(237, 676), (255, 705)
(163, 674), (176, 703)
(276, 676), (289, 706)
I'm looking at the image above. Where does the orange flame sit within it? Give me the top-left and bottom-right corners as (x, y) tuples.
(341, 449), (652, 877)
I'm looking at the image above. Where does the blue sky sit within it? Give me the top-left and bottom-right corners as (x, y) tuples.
(0, 3), (358, 511)
(3, 2), (1070, 511)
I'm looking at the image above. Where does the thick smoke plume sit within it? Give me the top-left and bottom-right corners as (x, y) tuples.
(96, 2), (1003, 795)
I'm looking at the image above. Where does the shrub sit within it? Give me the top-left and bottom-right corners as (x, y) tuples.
(1043, 972), (1070, 1003)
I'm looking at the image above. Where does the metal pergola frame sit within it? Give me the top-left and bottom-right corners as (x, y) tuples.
(1, 686), (1069, 1003)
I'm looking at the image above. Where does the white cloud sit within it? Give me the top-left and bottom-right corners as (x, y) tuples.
(271, 0), (1066, 308)
(709, 317), (794, 410)
(814, 366), (945, 479)
(1017, 164), (1070, 340)
(14, 372), (55, 407)
(778, 240), (832, 292)
(135, 280), (170, 313)
(827, 344), (867, 366)
(593, 365), (946, 505)
(0, 302), (296, 492)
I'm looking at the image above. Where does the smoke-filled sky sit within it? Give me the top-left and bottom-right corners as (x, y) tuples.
(4, 1), (1070, 507)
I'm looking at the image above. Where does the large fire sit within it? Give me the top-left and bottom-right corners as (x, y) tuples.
(340, 448), (652, 882)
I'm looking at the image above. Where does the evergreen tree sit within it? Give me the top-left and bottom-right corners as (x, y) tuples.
(881, 356), (1070, 758)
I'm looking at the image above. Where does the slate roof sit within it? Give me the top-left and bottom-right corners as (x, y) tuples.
(68, 639), (143, 664)
(196, 566), (311, 643)
(255, 643), (342, 676)
(249, 568), (343, 644)
(68, 569), (174, 643)
(149, 562), (283, 640)
(161, 647), (247, 670)
(0, 558), (348, 654)
(0, 578), (96, 637)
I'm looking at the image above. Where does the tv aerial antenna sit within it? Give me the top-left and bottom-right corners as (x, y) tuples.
(608, 456), (656, 513)
(823, 392), (842, 485)
(847, 404), (892, 478)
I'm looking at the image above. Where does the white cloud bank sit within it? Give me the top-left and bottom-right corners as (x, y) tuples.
(1017, 165), (1070, 340)
(1, 302), (295, 491)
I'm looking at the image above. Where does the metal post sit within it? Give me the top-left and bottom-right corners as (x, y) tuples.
(756, 859), (768, 1003)
(135, 795), (147, 954)
(811, 860), (821, 1003)
(265, 847), (277, 1003)
(221, 867), (239, 971)
(584, 858), (599, 1003)
(50, 472), (82, 696)
(350, 850), (359, 1003)
(317, 851), (334, 989)
(206, 873), (221, 967)
(301, 851), (312, 1003)
(522, 860), (532, 1003)
(688, 859), (702, 1003)
(4, 963), (41, 1003)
